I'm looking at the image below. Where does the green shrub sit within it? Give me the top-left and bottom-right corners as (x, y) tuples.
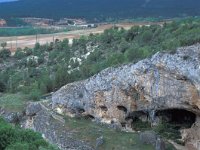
(5, 142), (29, 150)
(0, 118), (57, 150)
(14, 48), (26, 59)
(0, 81), (6, 92)
(0, 126), (17, 150)
(153, 122), (182, 141)
(132, 119), (151, 131)
(28, 89), (41, 101)
(0, 49), (11, 59)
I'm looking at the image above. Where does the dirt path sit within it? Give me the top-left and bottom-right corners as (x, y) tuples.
(0, 21), (167, 52)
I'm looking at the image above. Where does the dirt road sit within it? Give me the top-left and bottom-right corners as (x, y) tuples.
(0, 21), (166, 52)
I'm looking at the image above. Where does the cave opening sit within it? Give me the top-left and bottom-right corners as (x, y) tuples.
(76, 108), (85, 114)
(121, 122), (126, 128)
(126, 109), (196, 132)
(117, 105), (128, 113)
(156, 109), (196, 128)
(121, 109), (197, 144)
(100, 106), (108, 111)
(126, 111), (150, 131)
(84, 114), (95, 120)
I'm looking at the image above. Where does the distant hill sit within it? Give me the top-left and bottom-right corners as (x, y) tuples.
(0, 0), (200, 22)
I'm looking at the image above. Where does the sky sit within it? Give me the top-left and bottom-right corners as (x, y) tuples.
(0, 0), (18, 3)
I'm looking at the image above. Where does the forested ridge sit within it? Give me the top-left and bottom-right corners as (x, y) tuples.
(0, 0), (200, 22)
(0, 18), (200, 101)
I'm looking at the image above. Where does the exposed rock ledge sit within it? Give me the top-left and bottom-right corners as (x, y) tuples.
(52, 44), (200, 149)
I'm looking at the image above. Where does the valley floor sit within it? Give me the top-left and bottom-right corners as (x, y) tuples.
(0, 21), (166, 52)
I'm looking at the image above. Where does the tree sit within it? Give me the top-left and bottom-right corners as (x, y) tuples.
(61, 39), (69, 50)
(106, 53), (125, 66)
(1, 42), (7, 49)
(124, 45), (145, 62)
(140, 30), (153, 43)
(14, 48), (25, 59)
(125, 26), (139, 41)
(0, 81), (6, 92)
(0, 49), (11, 59)
(24, 47), (32, 56)
(34, 43), (40, 50)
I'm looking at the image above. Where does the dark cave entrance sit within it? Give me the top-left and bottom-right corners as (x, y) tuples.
(156, 109), (196, 128)
(126, 109), (196, 132)
(124, 109), (197, 145)
(126, 111), (151, 131)
(84, 114), (95, 120)
(76, 108), (85, 114)
(117, 105), (128, 113)
(100, 106), (108, 112)
(153, 109), (197, 144)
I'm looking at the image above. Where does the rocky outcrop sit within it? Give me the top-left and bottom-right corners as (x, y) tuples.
(180, 116), (200, 150)
(22, 101), (94, 150)
(139, 131), (165, 150)
(52, 44), (200, 149)
(0, 107), (24, 124)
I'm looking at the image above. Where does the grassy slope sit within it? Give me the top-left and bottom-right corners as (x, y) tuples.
(0, 93), (27, 112)
(64, 116), (154, 150)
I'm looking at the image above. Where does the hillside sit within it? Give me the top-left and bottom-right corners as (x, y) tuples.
(0, 18), (200, 150)
(0, 0), (200, 22)
(0, 18), (200, 100)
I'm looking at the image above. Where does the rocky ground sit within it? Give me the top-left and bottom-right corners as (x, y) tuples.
(1, 100), (157, 150)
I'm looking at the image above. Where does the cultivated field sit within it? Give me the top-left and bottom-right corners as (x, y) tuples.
(0, 21), (166, 52)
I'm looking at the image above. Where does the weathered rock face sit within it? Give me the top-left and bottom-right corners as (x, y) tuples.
(180, 116), (200, 150)
(22, 102), (94, 150)
(52, 44), (200, 119)
(52, 44), (200, 149)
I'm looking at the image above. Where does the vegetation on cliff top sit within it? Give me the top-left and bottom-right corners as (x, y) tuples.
(0, 18), (200, 102)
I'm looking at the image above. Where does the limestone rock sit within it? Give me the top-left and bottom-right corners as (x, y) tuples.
(139, 131), (157, 146)
(52, 44), (200, 149)
(26, 102), (42, 116)
(53, 44), (200, 121)
(0, 107), (23, 124)
(23, 102), (94, 150)
(156, 137), (166, 150)
(95, 136), (104, 149)
(180, 116), (200, 150)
